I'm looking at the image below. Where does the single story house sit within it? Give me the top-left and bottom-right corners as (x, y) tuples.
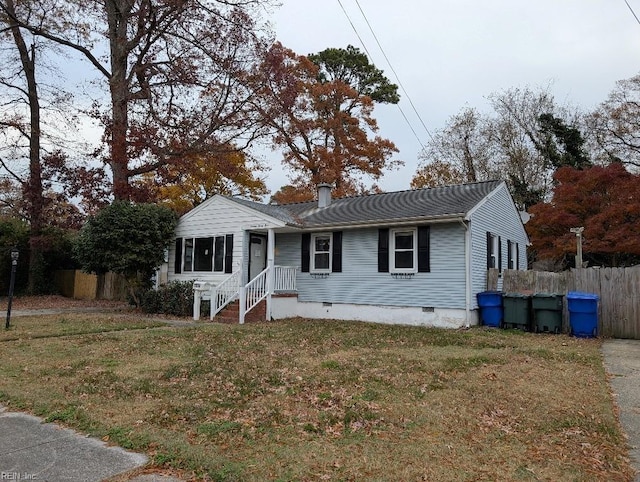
(166, 180), (529, 327)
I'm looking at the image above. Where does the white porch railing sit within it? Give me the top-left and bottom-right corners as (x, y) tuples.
(240, 266), (269, 324)
(210, 270), (241, 320)
(203, 266), (298, 324)
(274, 265), (298, 292)
(239, 265), (298, 324)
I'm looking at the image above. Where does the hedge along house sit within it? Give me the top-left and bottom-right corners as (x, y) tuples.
(168, 180), (529, 327)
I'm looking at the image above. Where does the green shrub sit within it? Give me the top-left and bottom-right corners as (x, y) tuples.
(0, 218), (29, 294)
(140, 289), (161, 313)
(140, 281), (194, 317)
(74, 201), (177, 306)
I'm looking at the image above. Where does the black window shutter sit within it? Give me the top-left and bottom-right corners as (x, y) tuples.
(486, 232), (492, 269)
(498, 236), (502, 272)
(332, 231), (342, 273)
(224, 234), (233, 273)
(507, 240), (512, 270)
(213, 236), (224, 271)
(418, 226), (430, 273)
(174, 238), (182, 274)
(516, 243), (520, 270)
(301, 233), (311, 272)
(378, 228), (389, 273)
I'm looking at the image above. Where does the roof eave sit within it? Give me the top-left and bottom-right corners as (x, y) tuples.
(299, 213), (467, 231)
(221, 197), (291, 228)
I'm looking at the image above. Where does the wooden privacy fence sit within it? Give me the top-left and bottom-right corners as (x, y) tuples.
(54, 270), (128, 301)
(500, 266), (640, 339)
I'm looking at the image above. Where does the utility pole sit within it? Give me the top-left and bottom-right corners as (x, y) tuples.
(570, 227), (584, 268)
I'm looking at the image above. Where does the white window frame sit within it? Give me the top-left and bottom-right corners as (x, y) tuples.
(183, 238), (194, 272)
(311, 232), (332, 273)
(182, 236), (224, 273)
(509, 241), (518, 270)
(390, 228), (418, 274)
(488, 233), (499, 269)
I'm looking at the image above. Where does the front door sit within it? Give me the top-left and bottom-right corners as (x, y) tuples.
(248, 234), (268, 281)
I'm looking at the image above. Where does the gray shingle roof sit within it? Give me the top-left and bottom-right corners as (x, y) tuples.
(229, 180), (503, 229)
(226, 196), (303, 226)
(281, 180), (503, 228)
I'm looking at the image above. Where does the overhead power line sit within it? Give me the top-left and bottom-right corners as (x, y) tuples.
(335, 0), (374, 58)
(624, 0), (640, 25)
(335, 0), (429, 149)
(352, 0), (434, 143)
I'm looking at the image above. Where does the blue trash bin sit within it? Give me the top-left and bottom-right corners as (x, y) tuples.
(567, 291), (599, 338)
(477, 291), (503, 328)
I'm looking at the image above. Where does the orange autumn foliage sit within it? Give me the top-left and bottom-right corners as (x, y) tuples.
(254, 43), (401, 199)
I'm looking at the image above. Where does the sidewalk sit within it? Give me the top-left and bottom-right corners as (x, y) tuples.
(602, 339), (640, 482)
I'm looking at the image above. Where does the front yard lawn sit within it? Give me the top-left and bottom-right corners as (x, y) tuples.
(0, 315), (633, 481)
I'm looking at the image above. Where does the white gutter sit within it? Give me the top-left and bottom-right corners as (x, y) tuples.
(292, 214), (467, 232)
(458, 218), (472, 328)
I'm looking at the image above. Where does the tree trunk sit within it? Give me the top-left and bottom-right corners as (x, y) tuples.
(462, 134), (477, 182)
(106, 0), (132, 200)
(7, 0), (45, 293)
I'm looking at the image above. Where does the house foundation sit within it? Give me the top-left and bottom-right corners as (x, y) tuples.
(271, 295), (479, 328)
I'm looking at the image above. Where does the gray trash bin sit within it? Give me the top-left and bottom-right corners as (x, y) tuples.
(532, 293), (564, 334)
(502, 293), (531, 331)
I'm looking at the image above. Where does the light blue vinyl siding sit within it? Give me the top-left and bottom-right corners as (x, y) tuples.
(469, 183), (529, 306)
(275, 223), (467, 309)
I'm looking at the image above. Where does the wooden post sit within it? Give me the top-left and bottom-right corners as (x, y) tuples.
(239, 286), (246, 324)
(266, 229), (275, 321)
(486, 268), (499, 291)
(193, 290), (201, 321)
(570, 227), (584, 268)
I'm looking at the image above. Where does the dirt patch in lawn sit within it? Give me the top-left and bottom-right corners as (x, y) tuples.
(0, 317), (633, 481)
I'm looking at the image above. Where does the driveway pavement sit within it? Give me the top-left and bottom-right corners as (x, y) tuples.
(602, 339), (640, 482)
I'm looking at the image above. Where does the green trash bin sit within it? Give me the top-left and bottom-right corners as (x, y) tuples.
(502, 293), (531, 331)
(532, 293), (564, 334)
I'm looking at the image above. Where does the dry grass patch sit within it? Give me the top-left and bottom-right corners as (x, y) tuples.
(0, 313), (165, 341)
(0, 317), (633, 481)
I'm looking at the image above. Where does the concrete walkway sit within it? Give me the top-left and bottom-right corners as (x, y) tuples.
(0, 407), (184, 482)
(4, 307), (200, 328)
(602, 339), (640, 481)
(8, 307), (127, 317)
(0, 308), (191, 481)
(0, 407), (147, 481)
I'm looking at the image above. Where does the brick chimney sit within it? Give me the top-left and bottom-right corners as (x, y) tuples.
(317, 183), (333, 208)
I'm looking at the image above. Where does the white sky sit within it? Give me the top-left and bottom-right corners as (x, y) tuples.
(266, 0), (640, 193)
